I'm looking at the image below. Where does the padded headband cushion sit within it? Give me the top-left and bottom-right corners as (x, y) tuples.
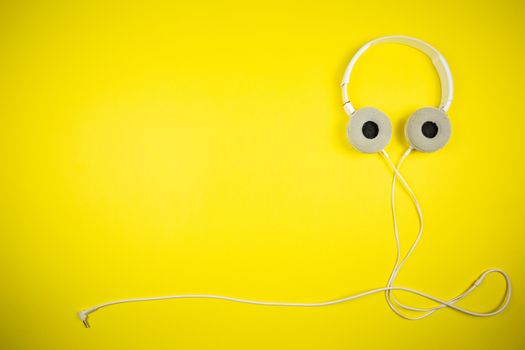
(405, 107), (451, 152)
(347, 107), (392, 153)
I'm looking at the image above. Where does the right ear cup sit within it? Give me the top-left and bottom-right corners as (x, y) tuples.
(405, 107), (451, 152)
(347, 107), (392, 153)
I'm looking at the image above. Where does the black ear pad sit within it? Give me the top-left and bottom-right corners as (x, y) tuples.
(347, 107), (392, 153)
(405, 107), (451, 152)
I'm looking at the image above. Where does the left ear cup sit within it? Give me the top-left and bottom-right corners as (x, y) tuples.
(347, 107), (392, 153)
(405, 107), (451, 152)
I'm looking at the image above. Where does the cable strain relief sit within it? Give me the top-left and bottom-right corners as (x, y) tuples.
(78, 311), (90, 328)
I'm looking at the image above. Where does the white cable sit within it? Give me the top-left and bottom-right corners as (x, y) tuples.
(78, 150), (512, 328)
(380, 149), (511, 319)
(78, 270), (510, 328)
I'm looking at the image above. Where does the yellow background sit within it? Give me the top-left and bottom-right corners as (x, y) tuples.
(1, 0), (524, 349)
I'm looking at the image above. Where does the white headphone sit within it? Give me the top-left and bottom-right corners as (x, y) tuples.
(342, 36), (453, 153)
(78, 36), (511, 328)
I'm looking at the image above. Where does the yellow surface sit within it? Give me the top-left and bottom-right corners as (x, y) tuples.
(0, 1), (524, 349)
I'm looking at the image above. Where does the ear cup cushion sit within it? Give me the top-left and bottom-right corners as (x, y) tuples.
(347, 107), (392, 153)
(405, 107), (451, 152)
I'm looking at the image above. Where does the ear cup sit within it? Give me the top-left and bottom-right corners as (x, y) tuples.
(405, 107), (451, 152)
(347, 107), (392, 153)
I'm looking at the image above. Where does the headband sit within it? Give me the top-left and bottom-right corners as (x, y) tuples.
(341, 36), (454, 116)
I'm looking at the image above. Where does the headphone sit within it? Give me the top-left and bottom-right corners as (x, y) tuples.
(78, 36), (511, 328)
(342, 36), (453, 153)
